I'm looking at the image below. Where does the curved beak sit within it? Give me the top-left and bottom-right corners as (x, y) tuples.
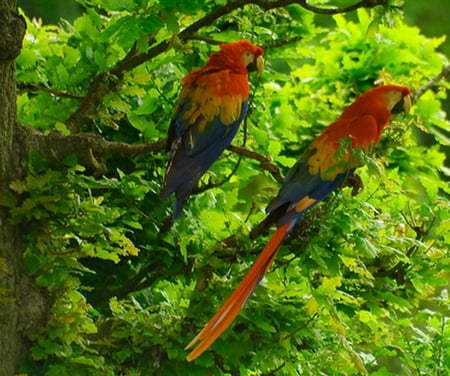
(247, 55), (264, 75)
(392, 94), (412, 115)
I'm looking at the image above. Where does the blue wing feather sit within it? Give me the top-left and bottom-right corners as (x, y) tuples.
(162, 99), (248, 219)
(266, 154), (350, 227)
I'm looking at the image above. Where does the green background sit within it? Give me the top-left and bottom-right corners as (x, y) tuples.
(18, 1), (450, 56)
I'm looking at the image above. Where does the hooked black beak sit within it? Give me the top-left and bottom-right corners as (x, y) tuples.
(391, 94), (412, 115)
(246, 55), (264, 75)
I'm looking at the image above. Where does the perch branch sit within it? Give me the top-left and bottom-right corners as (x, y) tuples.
(18, 122), (284, 182)
(17, 124), (165, 175)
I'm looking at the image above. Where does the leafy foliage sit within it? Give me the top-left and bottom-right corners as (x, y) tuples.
(9, 0), (450, 375)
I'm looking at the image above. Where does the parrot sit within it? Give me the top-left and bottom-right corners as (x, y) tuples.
(161, 40), (264, 220)
(185, 84), (412, 361)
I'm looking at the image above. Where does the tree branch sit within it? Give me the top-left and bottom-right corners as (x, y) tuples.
(17, 82), (85, 100)
(228, 145), (284, 183)
(298, 0), (387, 14)
(262, 35), (304, 50)
(255, 0), (387, 14)
(412, 63), (450, 102)
(17, 123), (165, 175)
(18, 121), (285, 188)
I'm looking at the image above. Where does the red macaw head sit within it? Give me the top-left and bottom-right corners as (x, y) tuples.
(212, 40), (264, 75)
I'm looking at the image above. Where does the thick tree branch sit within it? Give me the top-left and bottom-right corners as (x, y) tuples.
(17, 124), (165, 175)
(18, 122), (284, 186)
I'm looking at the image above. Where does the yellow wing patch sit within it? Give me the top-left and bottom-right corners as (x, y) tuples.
(307, 141), (362, 180)
(295, 195), (317, 213)
(178, 71), (248, 132)
(306, 116), (377, 180)
(219, 95), (246, 125)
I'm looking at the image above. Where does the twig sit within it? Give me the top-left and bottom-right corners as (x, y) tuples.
(149, 76), (175, 107)
(293, 0), (387, 14)
(228, 144), (284, 183)
(17, 82), (85, 100)
(262, 35), (304, 50)
(280, 313), (318, 341)
(192, 153), (243, 195)
(412, 63), (450, 102)
(188, 35), (223, 45)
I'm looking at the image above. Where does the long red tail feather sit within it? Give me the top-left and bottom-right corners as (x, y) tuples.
(186, 222), (291, 361)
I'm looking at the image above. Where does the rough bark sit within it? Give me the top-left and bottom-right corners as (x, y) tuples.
(16, 124), (166, 175)
(0, 4), (49, 375)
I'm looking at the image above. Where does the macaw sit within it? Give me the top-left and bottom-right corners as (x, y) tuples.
(161, 40), (264, 219)
(185, 84), (412, 361)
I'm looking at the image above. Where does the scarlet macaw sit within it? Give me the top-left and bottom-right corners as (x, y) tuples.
(161, 40), (264, 219)
(185, 84), (412, 360)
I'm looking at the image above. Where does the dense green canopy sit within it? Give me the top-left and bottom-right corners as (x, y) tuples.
(6, 0), (449, 375)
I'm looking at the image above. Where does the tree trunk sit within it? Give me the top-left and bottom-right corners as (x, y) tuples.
(0, 3), (49, 375)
